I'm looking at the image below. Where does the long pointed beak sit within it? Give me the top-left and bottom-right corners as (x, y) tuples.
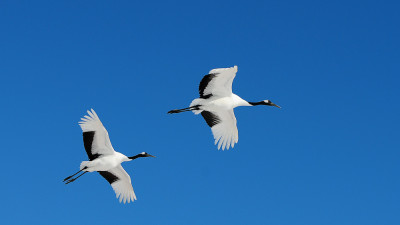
(148, 154), (156, 158)
(271, 103), (281, 108)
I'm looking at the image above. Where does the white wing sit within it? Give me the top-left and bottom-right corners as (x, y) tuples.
(199, 65), (238, 98)
(99, 165), (137, 204)
(201, 109), (239, 150)
(79, 109), (115, 160)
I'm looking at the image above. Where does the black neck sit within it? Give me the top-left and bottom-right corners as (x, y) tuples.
(247, 101), (264, 106)
(128, 154), (143, 160)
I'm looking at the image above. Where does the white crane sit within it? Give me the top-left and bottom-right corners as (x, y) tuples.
(168, 65), (280, 150)
(63, 109), (155, 204)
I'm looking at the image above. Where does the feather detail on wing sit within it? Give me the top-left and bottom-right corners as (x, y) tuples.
(199, 65), (237, 98)
(201, 109), (238, 150)
(79, 109), (115, 160)
(99, 165), (137, 204)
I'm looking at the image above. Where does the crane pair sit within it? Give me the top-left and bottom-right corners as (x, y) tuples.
(64, 65), (280, 203)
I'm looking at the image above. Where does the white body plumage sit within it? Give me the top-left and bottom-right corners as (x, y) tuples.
(191, 94), (251, 113)
(80, 152), (129, 172)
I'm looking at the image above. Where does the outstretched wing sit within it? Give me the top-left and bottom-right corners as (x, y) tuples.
(79, 109), (115, 160)
(201, 109), (238, 150)
(99, 165), (137, 204)
(199, 65), (238, 98)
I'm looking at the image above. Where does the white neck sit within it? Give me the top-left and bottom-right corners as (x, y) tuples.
(232, 94), (251, 108)
(116, 152), (131, 162)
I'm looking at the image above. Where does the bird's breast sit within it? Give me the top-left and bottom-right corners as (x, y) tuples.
(90, 155), (122, 171)
(206, 97), (235, 110)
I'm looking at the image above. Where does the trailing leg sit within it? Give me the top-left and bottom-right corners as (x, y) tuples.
(168, 105), (200, 114)
(63, 166), (87, 182)
(65, 171), (88, 184)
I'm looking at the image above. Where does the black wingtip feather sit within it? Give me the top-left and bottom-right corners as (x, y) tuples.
(83, 131), (101, 160)
(98, 171), (119, 184)
(201, 111), (221, 127)
(199, 74), (217, 97)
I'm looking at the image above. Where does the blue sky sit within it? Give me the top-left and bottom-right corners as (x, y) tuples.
(0, 0), (399, 224)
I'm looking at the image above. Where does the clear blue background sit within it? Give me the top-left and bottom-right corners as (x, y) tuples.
(1, 0), (399, 224)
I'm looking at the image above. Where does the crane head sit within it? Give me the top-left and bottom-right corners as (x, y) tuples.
(263, 100), (281, 108)
(140, 152), (156, 158)
(128, 152), (156, 160)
